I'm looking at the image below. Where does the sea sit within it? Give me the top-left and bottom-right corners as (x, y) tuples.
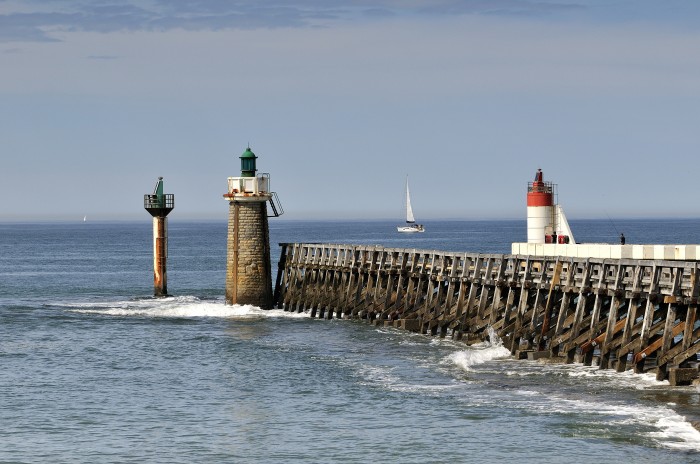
(3, 218), (700, 463)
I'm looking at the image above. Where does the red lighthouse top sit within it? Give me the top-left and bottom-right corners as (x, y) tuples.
(534, 169), (544, 184)
(527, 169), (553, 207)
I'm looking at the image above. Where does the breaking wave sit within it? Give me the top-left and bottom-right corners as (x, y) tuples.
(63, 296), (310, 319)
(447, 326), (512, 371)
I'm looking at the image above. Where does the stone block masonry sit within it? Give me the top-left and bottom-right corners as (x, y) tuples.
(225, 200), (272, 308)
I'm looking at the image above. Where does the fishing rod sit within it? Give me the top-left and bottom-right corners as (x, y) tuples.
(605, 211), (626, 244)
(605, 211), (620, 235)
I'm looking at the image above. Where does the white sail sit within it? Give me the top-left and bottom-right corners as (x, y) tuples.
(397, 177), (424, 232)
(405, 179), (415, 223)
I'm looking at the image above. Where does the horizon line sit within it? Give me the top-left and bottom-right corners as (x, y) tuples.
(3, 216), (700, 224)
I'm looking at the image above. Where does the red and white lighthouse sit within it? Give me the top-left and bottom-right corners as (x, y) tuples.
(526, 169), (574, 244)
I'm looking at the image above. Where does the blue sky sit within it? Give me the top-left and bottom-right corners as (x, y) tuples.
(2, 0), (700, 221)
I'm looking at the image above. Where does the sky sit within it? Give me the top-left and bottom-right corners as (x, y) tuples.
(1, 0), (700, 222)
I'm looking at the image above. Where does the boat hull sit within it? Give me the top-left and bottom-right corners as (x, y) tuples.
(397, 225), (425, 233)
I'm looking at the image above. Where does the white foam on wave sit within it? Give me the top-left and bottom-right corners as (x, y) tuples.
(66, 296), (312, 320)
(513, 389), (539, 396)
(572, 398), (700, 451)
(500, 357), (669, 390)
(448, 345), (512, 372)
(504, 370), (540, 377)
(566, 366), (668, 389)
(649, 415), (700, 450)
(439, 330), (700, 451)
(446, 327), (511, 372)
(508, 386), (700, 451)
(356, 364), (465, 394)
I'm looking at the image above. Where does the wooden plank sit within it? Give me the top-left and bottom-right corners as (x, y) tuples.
(632, 321), (686, 364)
(654, 267), (684, 376)
(529, 259), (550, 332)
(539, 260), (563, 348)
(477, 257), (495, 320)
(588, 262), (609, 336)
(454, 255), (471, 321)
(420, 253), (438, 319)
(464, 256), (483, 321)
(682, 265), (699, 350)
(683, 305), (697, 350)
(670, 327), (700, 366)
(347, 248), (367, 316)
(553, 260), (575, 336)
(615, 299), (640, 372)
(488, 255), (507, 326)
(563, 263), (592, 361)
(280, 243), (299, 310)
(580, 317), (627, 354)
(392, 252), (410, 317)
(655, 326), (700, 366)
(296, 245), (314, 312)
(330, 246), (345, 315)
(639, 265), (661, 344)
(599, 297), (623, 370)
(378, 251), (398, 319)
(510, 257), (534, 352)
(443, 254), (460, 317)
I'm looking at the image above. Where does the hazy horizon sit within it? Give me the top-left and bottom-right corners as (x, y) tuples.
(2, 215), (700, 224)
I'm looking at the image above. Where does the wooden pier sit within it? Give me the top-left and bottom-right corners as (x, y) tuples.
(273, 243), (700, 386)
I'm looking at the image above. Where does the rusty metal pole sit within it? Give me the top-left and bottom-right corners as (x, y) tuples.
(145, 177), (174, 297)
(153, 215), (168, 296)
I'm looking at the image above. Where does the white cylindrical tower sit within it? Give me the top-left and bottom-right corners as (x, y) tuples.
(527, 169), (554, 244)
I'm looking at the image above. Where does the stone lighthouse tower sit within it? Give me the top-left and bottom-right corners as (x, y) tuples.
(223, 147), (283, 308)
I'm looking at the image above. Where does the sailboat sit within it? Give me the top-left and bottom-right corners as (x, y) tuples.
(397, 177), (425, 233)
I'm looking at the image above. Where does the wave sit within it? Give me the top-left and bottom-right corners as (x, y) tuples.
(446, 327), (511, 372)
(649, 414), (700, 451)
(60, 298), (700, 451)
(565, 365), (669, 389)
(533, 394), (700, 452)
(64, 296), (312, 319)
(355, 363), (466, 394)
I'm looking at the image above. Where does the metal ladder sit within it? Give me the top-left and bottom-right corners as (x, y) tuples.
(268, 192), (284, 217)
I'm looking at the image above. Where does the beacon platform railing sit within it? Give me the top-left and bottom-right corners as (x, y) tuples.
(144, 194), (175, 210)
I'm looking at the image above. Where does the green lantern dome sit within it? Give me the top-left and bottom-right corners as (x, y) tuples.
(240, 147), (257, 177)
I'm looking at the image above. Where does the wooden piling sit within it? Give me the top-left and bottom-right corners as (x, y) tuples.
(274, 243), (700, 384)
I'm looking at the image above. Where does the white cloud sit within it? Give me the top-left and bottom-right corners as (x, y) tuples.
(2, 0), (700, 43)
(2, 17), (700, 100)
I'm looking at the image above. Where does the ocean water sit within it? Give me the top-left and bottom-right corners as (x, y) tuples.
(3, 218), (700, 463)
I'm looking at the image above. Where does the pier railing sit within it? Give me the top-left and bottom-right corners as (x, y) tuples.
(273, 243), (700, 386)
